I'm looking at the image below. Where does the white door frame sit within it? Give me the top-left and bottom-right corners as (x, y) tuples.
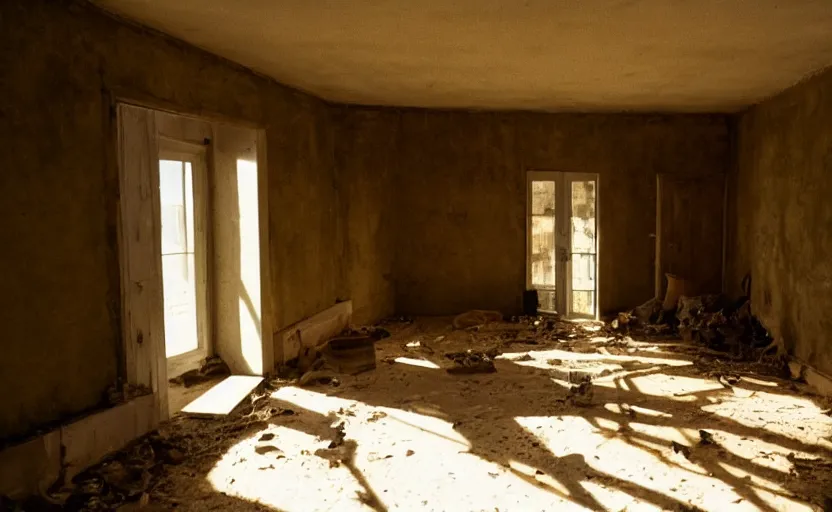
(117, 103), (168, 421)
(526, 170), (599, 319)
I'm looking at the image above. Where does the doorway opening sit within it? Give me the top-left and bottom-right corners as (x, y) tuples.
(526, 171), (599, 318)
(117, 104), (271, 422)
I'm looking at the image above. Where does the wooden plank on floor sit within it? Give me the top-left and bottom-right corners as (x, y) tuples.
(181, 375), (263, 416)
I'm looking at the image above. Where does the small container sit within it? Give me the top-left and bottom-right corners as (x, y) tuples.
(321, 335), (377, 374)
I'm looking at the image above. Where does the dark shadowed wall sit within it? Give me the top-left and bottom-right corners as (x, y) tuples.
(333, 110), (729, 316)
(333, 108), (398, 324)
(726, 68), (832, 376)
(0, 0), (342, 441)
(0, 0), (735, 443)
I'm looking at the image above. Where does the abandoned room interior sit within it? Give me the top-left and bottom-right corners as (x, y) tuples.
(2, 0), (832, 510)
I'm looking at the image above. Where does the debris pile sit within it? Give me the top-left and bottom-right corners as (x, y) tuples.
(508, 315), (609, 346)
(444, 348), (500, 374)
(279, 325), (383, 386)
(614, 275), (775, 362)
(169, 356), (230, 388)
(12, 429), (191, 511)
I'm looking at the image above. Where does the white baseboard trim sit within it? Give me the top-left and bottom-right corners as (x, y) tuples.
(274, 301), (353, 364)
(789, 358), (832, 397)
(0, 394), (158, 500)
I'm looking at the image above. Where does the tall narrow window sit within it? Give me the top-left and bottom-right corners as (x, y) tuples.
(160, 159), (198, 357)
(158, 141), (210, 375)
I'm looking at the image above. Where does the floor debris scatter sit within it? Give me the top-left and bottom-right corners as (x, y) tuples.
(614, 276), (784, 368)
(16, 316), (832, 511)
(170, 356), (232, 388)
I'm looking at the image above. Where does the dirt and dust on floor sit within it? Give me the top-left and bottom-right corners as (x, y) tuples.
(7, 309), (832, 512)
(167, 357), (233, 417)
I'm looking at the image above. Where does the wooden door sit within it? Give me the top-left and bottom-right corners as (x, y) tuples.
(656, 174), (725, 299)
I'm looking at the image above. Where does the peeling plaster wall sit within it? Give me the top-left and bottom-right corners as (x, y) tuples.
(0, 0), (339, 441)
(387, 111), (730, 316)
(726, 68), (832, 376)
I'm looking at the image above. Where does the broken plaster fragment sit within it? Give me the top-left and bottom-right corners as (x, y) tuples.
(671, 441), (692, 458)
(699, 430), (715, 445)
(367, 411), (388, 423)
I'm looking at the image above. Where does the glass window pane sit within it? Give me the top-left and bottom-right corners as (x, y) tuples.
(162, 253), (199, 357)
(531, 181), (555, 215)
(184, 162), (195, 254)
(531, 215), (556, 287)
(572, 291), (595, 317)
(570, 180), (596, 254)
(571, 254), (596, 316)
(538, 290), (556, 313)
(160, 159), (199, 358)
(571, 253), (596, 291)
(159, 160), (184, 204)
(160, 160), (186, 255)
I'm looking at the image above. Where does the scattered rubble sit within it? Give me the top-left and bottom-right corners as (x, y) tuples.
(565, 378), (594, 407)
(452, 310), (503, 329)
(366, 411), (387, 423)
(328, 422), (347, 449)
(8, 315), (830, 511)
(169, 356), (230, 388)
(299, 370), (339, 387)
(19, 428), (195, 511)
(444, 348), (500, 374)
(613, 276), (777, 364)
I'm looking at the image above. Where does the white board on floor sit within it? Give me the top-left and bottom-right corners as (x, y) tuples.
(181, 375), (263, 416)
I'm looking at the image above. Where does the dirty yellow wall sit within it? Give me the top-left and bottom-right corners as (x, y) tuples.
(0, 0), (340, 441)
(336, 110), (728, 316)
(0, 0), (734, 443)
(726, 68), (832, 376)
(333, 108), (398, 324)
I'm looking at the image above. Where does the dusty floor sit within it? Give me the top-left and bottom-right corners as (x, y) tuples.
(81, 318), (832, 511)
(167, 378), (223, 418)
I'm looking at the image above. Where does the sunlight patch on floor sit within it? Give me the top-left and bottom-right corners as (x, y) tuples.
(497, 348), (693, 368)
(272, 385), (357, 415)
(205, 387), (600, 511)
(701, 389), (832, 447)
(394, 356), (441, 369)
(514, 414), (819, 512)
(207, 424), (373, 511)
(595, 372), (725, 399)
(604, 403), (674, 418)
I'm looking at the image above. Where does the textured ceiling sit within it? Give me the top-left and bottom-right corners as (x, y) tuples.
(93, 0), (832, 112)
